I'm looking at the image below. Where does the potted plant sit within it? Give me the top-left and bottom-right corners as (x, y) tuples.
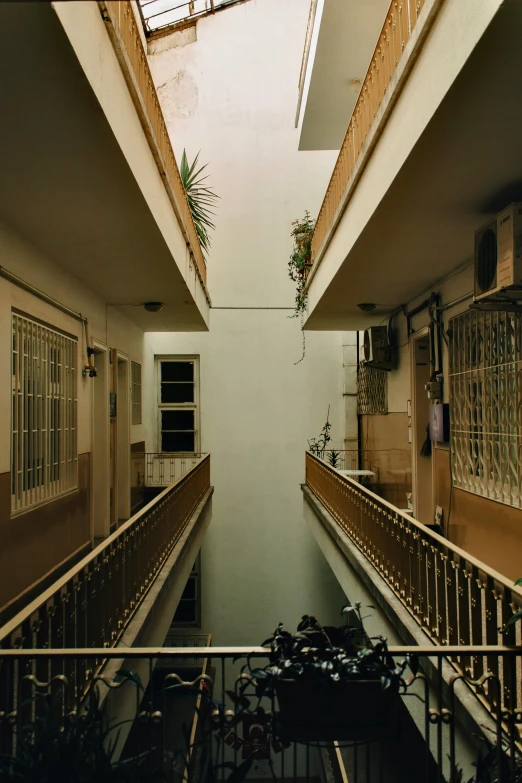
(288, 211), (315, 318)
(247, 605), (414, 742)
(307, 406), (332, 459)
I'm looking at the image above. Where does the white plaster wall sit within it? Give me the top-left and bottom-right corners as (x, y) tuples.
(146, 0), (347, 644)
(0, 220), (152, 473)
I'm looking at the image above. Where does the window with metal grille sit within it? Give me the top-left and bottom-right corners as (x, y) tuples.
(131, 361), (142, 425)
(156, 357), (199, 452)
(449, 308), (522, 508)
(357, 361), (388, 415)
(12, 313), (78, 514)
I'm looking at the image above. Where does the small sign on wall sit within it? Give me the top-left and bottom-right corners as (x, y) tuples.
(429, 403), (450, 443)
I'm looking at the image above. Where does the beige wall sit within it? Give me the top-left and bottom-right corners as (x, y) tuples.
(360, 260), (522, 580)
(0, 219), (153, 607)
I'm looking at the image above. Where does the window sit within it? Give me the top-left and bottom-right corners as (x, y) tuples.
(12, 312), (78, 514)
(157, 357), (199, 452)
(131, 361), (142, 425)
(171, 555), (201, 627)
(449, 309), (522, 508)
(357, 361), (388, 415)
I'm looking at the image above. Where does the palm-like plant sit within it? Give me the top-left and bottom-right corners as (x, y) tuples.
(180, 150), (219, 255)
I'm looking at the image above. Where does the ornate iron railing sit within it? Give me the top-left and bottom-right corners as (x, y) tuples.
(305, 452), (522, 723)
(100, 1), (209, 294)
(310, 0), (440, 275)
(0, 646), (521, 782)
(0, 456), (211, 690)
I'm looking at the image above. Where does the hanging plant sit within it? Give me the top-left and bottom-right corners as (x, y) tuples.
(288, 211), (315, 319)
(180, 150), (219, 255)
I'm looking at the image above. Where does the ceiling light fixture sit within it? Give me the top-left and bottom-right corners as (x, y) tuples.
(143, 301), (163, 313)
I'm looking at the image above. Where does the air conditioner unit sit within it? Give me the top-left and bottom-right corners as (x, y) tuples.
(474, 203), (522, 301)
(363, 326), (396, 370)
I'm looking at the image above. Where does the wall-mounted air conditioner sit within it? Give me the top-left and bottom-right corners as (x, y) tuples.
(363, 326), (396, 370)
(474, 203), (522, 301)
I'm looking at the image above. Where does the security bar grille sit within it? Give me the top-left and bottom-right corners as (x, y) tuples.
(12, 313), (78, 514)
(449, 308), (522, 508)
(357, 361), (387, 415)
(131, 361), (142, 425)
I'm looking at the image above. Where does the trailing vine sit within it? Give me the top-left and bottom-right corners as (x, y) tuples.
(288, 211), (315, 319)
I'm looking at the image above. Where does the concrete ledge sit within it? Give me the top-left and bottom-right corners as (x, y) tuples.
(302, 484), (496, 751)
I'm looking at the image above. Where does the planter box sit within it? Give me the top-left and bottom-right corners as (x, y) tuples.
(274, 678), (399, 742)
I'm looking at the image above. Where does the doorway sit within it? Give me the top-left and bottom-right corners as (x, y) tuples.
(411, 331), (434, 524)
(116, 353), (131, 523)
(92, 343), (110, 542)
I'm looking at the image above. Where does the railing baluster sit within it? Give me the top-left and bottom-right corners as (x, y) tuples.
(305, 452), (522, 735)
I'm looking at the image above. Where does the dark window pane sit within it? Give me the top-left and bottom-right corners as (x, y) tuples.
(161, 362), (194, 382)
(173, 600), (196, 624)
(180, 576), (197, 600)
(161, 383), (194, 403)
(161, 410), (194, 430)
(161, 431), (195, 452)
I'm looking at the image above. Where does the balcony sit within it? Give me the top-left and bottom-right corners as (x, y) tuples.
(0, 1), (210, 331)
(303, 453), (522, 733)
(0, 456), (212, 656)
(1, 644), (521, 781)
(303, 0), (522, 330)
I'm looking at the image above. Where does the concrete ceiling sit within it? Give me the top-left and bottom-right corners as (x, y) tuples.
(305, 0), (522, 329)
(298, 0), (390, 151)
(0, 2), (207, 331)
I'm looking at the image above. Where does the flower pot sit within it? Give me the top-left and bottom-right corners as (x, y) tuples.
(274, 678), (399, 742)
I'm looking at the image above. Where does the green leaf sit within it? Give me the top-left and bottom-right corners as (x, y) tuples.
(514, 577), (522, 586)
(506, 610), (522, 628)
(180, 149), (219, 256)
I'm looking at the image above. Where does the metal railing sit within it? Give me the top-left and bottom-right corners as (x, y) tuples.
(310, 0), (439, 273)
(146, 453), (208, 487)
(140, 0), (250, 36)
(100, 1), (209, 293)
(1, 646), (521, 782)
(305, 452), (522, 726)
(0, 456), (211, 694)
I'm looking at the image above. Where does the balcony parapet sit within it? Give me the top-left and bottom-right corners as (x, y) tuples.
(308, 0), (442, 285)
(305, 451), (522, 731)
(99, 1), (210, 300)
(0, 456), (211, 688)
(1, 645), (521, 780)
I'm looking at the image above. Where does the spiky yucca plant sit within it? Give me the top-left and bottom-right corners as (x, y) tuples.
(180, 150), (219, 255)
